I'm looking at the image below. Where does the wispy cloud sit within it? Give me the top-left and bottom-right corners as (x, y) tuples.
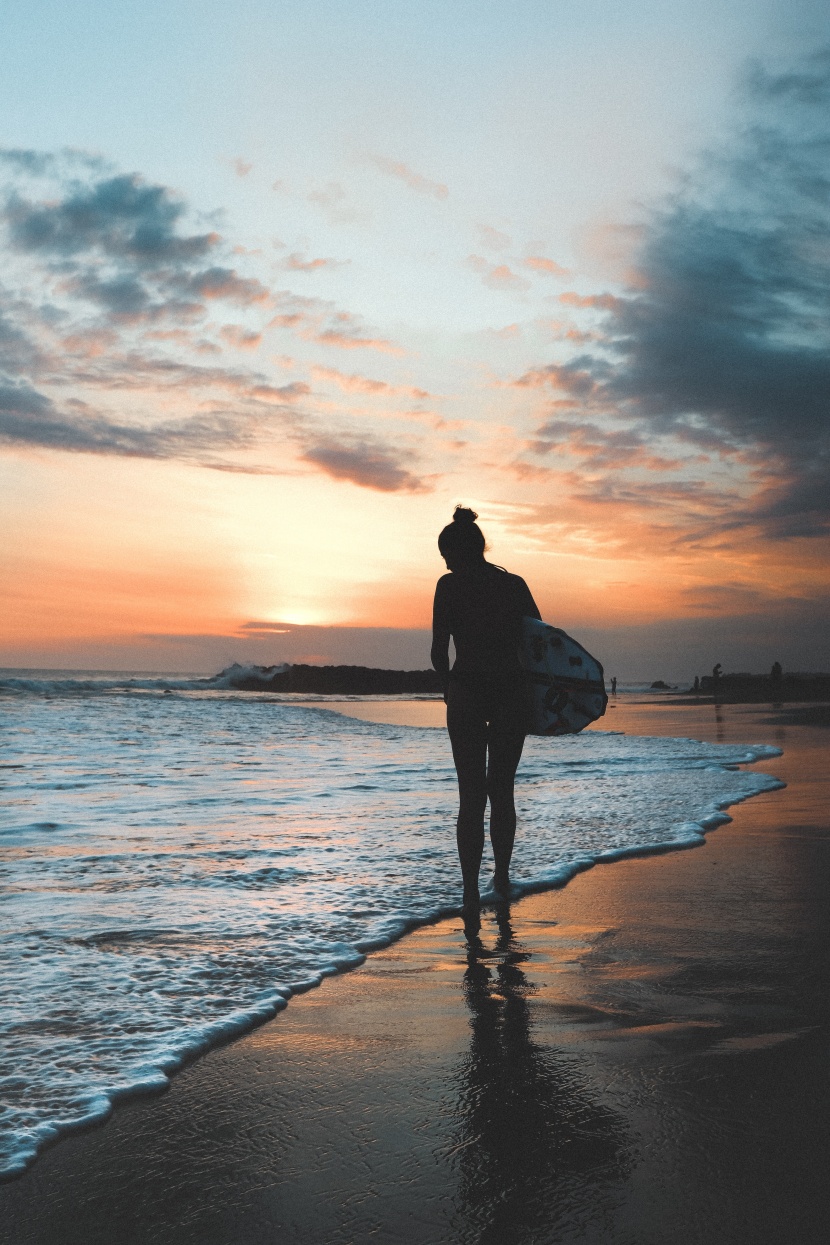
(282, 251), (348, 272)
(269, 294), (403, 354)
(0, 382), (277, 462)
(313, 325), (404, 354)
(365, 154), (448, 201)
(466, 255), (530, 293)
(556, 291), (621, 311)
(219, 325), (263, 350)
(529, 417), (681, 471)
(306, 181), (365, 224)
(477, 224), (511, 251)
(311, 365), (430, 399)
(523, 255), (571, 277)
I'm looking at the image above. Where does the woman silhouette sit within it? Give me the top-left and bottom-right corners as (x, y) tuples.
(431, 507), (541, 913)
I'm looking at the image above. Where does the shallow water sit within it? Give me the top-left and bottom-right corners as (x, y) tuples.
(0, 678), (781, 1177)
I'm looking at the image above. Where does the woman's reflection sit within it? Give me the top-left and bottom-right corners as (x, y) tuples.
(450, 908), (630, 1244)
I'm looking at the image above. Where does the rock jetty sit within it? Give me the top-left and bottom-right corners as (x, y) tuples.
(218, 663), (442, 695)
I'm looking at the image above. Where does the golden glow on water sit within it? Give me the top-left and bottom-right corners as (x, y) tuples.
(316, 701), (446, 729)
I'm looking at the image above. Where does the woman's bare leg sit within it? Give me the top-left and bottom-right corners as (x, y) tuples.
(447, 689), (489, 901)
(487, 730), (526, 889)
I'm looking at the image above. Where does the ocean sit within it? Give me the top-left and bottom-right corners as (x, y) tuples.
(0, 670), (783, 1178)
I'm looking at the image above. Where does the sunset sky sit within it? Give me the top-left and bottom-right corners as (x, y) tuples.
(2, 0), (829, 679)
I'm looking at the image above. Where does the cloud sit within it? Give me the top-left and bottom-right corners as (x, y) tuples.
(4, 173), (217, 266)
(300, 437), (426, 491)
(0, 153), (422, 491)
(307, 181), (364, 224)
(365, 155), (448, 201)
(172, 267), (270, 305)
(0, 381), (272, 461)
(557, 291), (621, 311)
(237, 621), (291, 633)
(283, 251), (347, 272)
(220, 325), (262, 350)
(268, 294), (403, 354)
(514, 359), (604, 399)
(523, 255), (570, 277)
(529, 417), (681, 470)
(49, 350), (309, 402)
(514, 49), (830, 543)
(311, 365), (430, 399)
(606, 59), (830, 539)
(466, 255), (530, 293)
(314, 328), (403, 354)
(0, 163), (274, 343)
(477, 224), (511, 251)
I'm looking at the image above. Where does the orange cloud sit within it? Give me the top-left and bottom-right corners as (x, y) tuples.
(527, 418), (681, 471)
(314, 329), (404, 354)
(311, 365), (430, 399)
(60, 329), (118, 357)
(513, 362), (599, 399)
(366, 154), (448, 200)
(300, 438), (426, 492)
(523, 255), (571, 277)
(220, 325), (263, 350)
(266, 298), (403, 355)
(191, 270), (270, 305)
(558, 291), (621, 311)
(283, 252), (347, 273)
(247, 381), (309, 402)
(466, 255), (530, 293)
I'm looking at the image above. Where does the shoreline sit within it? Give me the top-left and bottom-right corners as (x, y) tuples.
(3, 700), (829, 1244)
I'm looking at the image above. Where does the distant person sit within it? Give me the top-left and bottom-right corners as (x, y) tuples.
(693, 676), (700, 693)
(771, 661), (783, 684)
(431, 506), (541, 916)
(611, 677), (617, 695)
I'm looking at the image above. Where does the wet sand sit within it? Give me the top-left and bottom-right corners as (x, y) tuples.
(3, 701), (829, 1244)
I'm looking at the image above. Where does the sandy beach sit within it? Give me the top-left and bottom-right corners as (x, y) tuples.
(3, 698), (829, 1245)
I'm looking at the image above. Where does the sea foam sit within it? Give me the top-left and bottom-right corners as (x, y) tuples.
(0, 682), (782, 1177)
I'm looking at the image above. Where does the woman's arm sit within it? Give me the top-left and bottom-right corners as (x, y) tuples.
(431, 578), (452, 697)
(518, 577), (542, 621)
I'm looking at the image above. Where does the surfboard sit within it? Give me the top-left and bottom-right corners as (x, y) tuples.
(519, 617), (608, 736)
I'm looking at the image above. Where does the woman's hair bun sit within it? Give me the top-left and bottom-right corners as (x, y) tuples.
(452, 505), (478, 526)
(438, 504), (486, 558)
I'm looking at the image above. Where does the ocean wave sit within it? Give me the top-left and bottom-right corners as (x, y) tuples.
(0, 663), (290, 697)
(0, 664), (441, 700)
(0, 693), (782, 1178)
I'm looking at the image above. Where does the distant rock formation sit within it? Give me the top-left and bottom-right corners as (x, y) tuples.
(215, 663), (442, 695)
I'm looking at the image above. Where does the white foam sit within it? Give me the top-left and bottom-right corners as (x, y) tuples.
(0, 668), (439, 702)
(0, 685), (782, 1177)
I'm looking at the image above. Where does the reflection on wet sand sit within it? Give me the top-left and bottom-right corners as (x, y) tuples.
(450, 908), (630, 1244)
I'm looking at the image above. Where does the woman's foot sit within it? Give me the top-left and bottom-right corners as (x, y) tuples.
(489, 871), (511, 901)
(462, 886), (480, 915)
